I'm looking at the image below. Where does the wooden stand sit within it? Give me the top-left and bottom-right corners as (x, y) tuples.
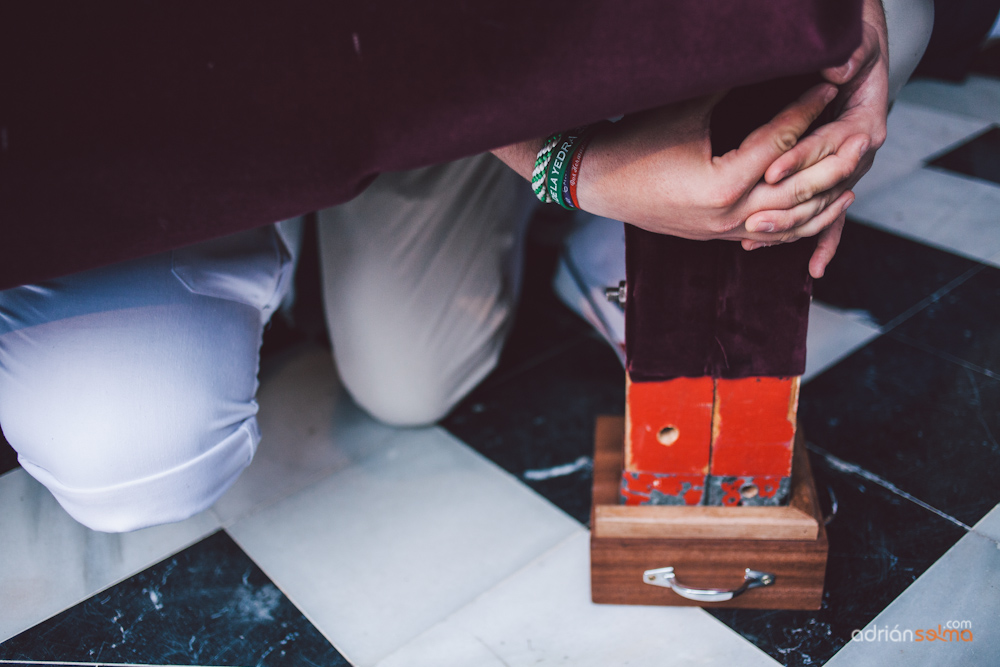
(591, 416), (828, 609)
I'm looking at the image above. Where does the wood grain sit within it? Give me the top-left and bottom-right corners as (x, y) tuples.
(591, 416), (828, 609)
(593, 416), (821, 540)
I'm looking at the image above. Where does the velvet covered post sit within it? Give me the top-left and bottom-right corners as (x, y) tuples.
(622, 76), (831, 507)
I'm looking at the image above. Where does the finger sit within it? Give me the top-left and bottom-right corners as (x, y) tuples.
(787, 190), (854, 240)
(752, 134), (867, 210)
(765, 124), (870, 184)
(809, 213), (847, 279)
(745, 185), (842, 233)
(718, 83), (838, 191)
(742, 190), (854, 247)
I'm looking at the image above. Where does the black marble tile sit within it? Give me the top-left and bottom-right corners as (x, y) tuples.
(445, 335), (624, 524)
(710, 448), (969, 667)
(889, 264), (1000, 376)
(0, 424), (17, 475)
(799, 334), (1000, 528)
(0, 530), (348, 666)
(812, 219), (983, 327)
(929, 126), (1000, 187)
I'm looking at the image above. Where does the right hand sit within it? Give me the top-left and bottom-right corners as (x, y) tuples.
(575, 83), (867, 247)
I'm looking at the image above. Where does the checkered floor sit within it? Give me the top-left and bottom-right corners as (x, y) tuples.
(2, 73), (1000, 667)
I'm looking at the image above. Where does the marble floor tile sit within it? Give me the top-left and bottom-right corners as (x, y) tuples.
(889, 265), (1000, 377)
(0, 531), (347, 666)
(813, 220), (983, 328)
(854, 102), (991, 199)
(377, 531), (780, 667)
(444, 334), (624, 525)
(227, 427), (581, 667)
(897, 76), (1000, 124)
(929, 126), (1000, 188)
(210, 343), (397, 526)
(803, 301), (881, 383)
(848, 168), (1000, 263)
(799, 335), (1000, 527)
(825, 504), (1000, 666)
(0, 468), (219, 643)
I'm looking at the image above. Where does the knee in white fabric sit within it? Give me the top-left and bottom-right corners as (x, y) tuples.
(337, 349), (473, 428)
(6, 401), (260, 533)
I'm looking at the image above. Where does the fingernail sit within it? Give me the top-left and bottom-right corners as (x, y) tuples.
(842, 198), (854, 213)
(747, 241), (765, 251)
(823, 86), (838, 103)
(775, 170), (790, 182)
(860, 139), (871, 154)
(749, 221), (775, 233)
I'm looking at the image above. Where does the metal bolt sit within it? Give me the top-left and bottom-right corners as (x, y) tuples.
(605, 280), (627, 305)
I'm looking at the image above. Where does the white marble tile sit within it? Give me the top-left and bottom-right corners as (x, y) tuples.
(896, 76), (1000, 124)
(0, 467), (219, 642)
(210, 343), (397, 526)
(849, 168), (1000, 263)
(826, 504), (1000, 666)
(804, 301), (881, 383)
(377, 531), (779, 667)
(227, 427), (581, 667)
(854, 102), (991, 199)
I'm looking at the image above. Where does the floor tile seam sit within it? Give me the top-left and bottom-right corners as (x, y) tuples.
(221, 432), (584, 665)
(373, 527), (589, 667)
(878, 263), (988, 334)
(805, 442), (972, 532)
(210, 429), (399, 529)
(920, 123), (996, 164)
(221, 528), (359, 667)
(0, 526), (221, 646)
(886, 331), (1000, 381)
(429, 424), (591, 527)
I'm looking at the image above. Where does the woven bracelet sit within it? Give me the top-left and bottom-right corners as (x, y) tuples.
(532, 133), (562, 203)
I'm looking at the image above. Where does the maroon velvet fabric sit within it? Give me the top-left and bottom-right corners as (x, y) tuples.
(0, 1), (860, 290)
(625, 75), (829, 381)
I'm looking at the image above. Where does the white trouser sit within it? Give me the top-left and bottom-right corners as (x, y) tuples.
(0, 153), (533, 532)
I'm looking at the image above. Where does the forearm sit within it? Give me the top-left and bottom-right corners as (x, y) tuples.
(491, 139), (545, 181)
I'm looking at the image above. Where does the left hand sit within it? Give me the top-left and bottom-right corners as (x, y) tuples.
(744, 0), (890, 278)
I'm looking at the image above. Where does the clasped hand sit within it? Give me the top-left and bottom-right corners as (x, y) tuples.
(575, 10), (888, 279)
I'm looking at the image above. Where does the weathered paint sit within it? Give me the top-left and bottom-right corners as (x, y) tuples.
(708, 376), (798, 478)
(620, 469), (706, 505)
(705, 475), (792, 506)
(624, 374), (714, 475)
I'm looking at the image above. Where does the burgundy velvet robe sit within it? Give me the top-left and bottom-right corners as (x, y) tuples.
(0, 1), (860, 290)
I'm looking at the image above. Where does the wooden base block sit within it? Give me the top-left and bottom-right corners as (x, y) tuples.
(591, 416), (828, 609)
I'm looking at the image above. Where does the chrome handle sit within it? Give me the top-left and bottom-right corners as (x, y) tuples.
(642, 566), (775, 602)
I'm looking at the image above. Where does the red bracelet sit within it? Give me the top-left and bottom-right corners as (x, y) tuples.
(567, 122), (608, 209)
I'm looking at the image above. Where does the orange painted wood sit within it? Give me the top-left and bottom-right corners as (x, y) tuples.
(624, 374), (713, 474)
(591, 416), (828, 609)
(594, 417), (820, 540)
(709, 376), (799, 477)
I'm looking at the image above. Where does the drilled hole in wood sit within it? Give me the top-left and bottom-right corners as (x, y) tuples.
(656, 426), (679, 446)
(740, 483), (759, 499)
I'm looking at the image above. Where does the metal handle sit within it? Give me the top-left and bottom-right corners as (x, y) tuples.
(642, 566), (775, 602)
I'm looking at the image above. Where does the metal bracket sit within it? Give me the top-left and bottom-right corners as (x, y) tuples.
(642, 566), (775, 602)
